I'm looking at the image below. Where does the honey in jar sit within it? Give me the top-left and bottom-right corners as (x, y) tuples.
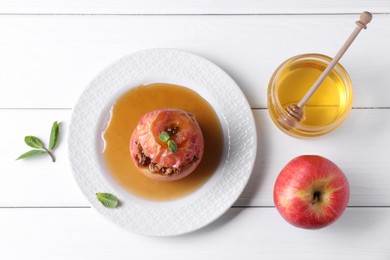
(268, 53), (353, 138)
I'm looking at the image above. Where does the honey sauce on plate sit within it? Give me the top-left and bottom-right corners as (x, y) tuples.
(102, 83), (223, 201)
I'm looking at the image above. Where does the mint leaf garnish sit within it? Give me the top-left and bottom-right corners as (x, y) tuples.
(159, 131), (178, 153)
(25, 136), (44, 149)
(167, 140), (177, 153)
(96, 193), (119, 208)
(159, 131), (170, 142)
(49, 121), (59, 150)
(16, 150), (48, 160)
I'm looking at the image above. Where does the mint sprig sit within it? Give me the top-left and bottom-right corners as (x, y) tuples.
(159, 131), (177, 153)
(16, 121), (60, 162)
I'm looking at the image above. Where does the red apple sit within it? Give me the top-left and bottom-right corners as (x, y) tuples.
(273, 155), (350, 229)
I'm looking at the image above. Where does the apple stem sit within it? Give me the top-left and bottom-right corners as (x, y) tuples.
(312, 191), (322, 205)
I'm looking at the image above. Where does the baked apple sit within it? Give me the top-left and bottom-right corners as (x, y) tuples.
(130, 108), (204, 181)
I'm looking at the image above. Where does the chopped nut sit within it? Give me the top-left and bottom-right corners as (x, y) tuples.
(149, 163), (156, 172)
(137, 140), (183, 176)
(136, 142), (143, 152)
(135, 142), (151, 166)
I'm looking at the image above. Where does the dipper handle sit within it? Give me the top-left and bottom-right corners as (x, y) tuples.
(297, 11), (372, 108)
(356, 11), (373, 29)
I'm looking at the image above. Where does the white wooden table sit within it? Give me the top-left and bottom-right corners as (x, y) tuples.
(1, 1), (389, 259)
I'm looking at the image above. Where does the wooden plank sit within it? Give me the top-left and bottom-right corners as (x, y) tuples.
(0, 14), (389, 108)
(0, 0), (388, 14)
(0, 109), (389, 207)
(0, 207), (389, 259)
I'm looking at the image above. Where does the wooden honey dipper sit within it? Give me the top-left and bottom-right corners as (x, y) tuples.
(278, 11), (372, 131)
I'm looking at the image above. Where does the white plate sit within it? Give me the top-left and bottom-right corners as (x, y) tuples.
(68, 49), (257, 236)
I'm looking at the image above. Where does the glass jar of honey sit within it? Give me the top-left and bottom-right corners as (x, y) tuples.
(268, 53), (353, 138)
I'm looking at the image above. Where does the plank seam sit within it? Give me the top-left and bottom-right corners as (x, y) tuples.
(251, 107), (390, 110)
(0, 108), (72, 110)
(0, 206), (388, 209)
(0, 206), (91, 209)
(1, 107), (390, 111)
(0, 12), (388, 16)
